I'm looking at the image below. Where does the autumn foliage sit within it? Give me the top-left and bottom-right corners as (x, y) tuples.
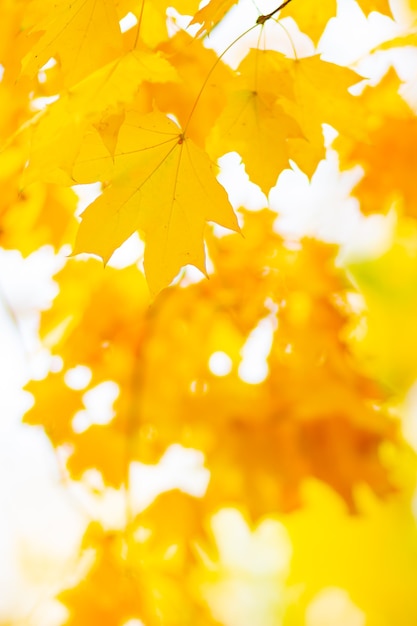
(2, 0), (417, 623)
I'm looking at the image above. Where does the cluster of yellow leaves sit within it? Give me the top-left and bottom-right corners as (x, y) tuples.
(2, 0), (417, 623)
(4, 0), (389, 291)
(26, 210), (396, 508)
(23, 214), (410, 623)
(0, 1), (78, 255)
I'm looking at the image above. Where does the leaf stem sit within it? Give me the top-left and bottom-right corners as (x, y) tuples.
(272, 17), (298, 59)
(133, 0), (146, 49)
(183, 24), (258, 135)
(183, 0), (294, 135)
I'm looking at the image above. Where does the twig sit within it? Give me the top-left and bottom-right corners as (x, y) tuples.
(256, 0), (293, 25)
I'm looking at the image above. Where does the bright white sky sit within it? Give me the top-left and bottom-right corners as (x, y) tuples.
(1, 0), (417, 622)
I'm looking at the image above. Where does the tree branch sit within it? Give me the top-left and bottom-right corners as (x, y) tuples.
(256, 0), (293, 25)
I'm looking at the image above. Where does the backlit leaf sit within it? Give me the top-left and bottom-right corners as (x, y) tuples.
(21, 0), (123, 86)
(73, 111), (239, 293)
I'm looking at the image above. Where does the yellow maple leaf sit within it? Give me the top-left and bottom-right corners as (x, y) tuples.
(59, 524), (148, 625)
(67, 424), (128, 486)
(285, 0), (391, 43)
(118, 0), (201, 48)
(286, 0), (336, 43)
(208, 49), (301, 193)
(278, 55), (367, 175)
(0, 77), (79, 250)
(209, 51), (364, 187)
(25, 260), (151, 484)
(21, 0), (124, 86)
(0, 150), (77, 253)
(152, 31), (233, 148)
(24, 372), (84, 446)
(189, 0), (239, 35)
(25, 49), (178, 184)
(139, 490), (210, 567)
(73, 111), (239, 294)
(336, 69), (417, 215)
(356, 0), (392, 17)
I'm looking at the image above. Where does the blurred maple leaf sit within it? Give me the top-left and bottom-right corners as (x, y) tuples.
(336, 69), (417, 216)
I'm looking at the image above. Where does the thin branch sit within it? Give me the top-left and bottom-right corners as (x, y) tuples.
(256, 0), (293, 25)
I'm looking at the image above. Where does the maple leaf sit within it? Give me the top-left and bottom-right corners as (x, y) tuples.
(24, 260), (151, 484)
(0, 156), (77, 254)
(277, 55), (367, 175)
(58, 524), (148, 626)
(208, 49), (302, 193)
(72, 111), (239, 294)
(285, 0), (392, 43)
(21, 0), (124, 86)
(0, 1), (32, 82)
(208, 51), (366, 188)
(118, 0), (201, 48)
(286, 0), (336, 43)
(336, 69), (417, 215)
(0, 75), (79, 251)
(139, 490), (210, 566)
(189, 0), (239, 36)
(67, 424), (129, 487)
(25, 49), (178, 184)
(356, 0), (392, 17)
(152, 32), (233, 148)
(24, 372), (84, 446)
